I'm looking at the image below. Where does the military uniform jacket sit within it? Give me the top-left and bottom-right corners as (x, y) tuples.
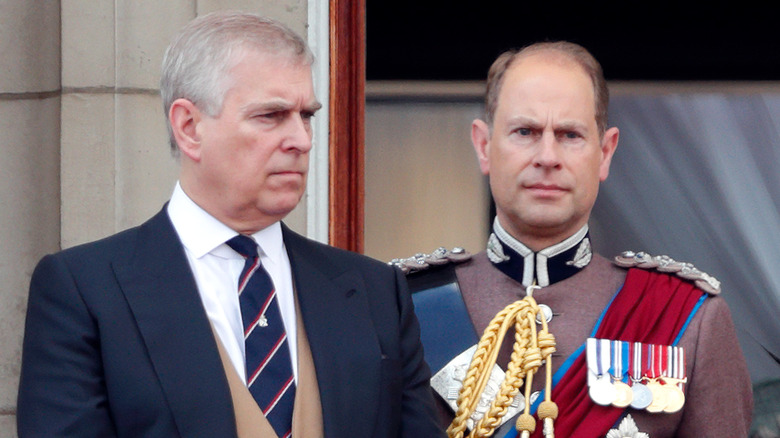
(433, 251), (753, 437)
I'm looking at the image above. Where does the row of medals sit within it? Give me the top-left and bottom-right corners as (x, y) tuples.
(586, 338), (686, 414)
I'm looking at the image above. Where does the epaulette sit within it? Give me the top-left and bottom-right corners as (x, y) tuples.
(388, 247), (472, 275)
(614, 250), (721, 295)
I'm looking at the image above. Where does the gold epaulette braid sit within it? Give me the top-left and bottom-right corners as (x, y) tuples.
(447, 286), (557, 438)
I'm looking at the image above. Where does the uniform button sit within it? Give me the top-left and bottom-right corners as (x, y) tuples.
(536, 304), (553, 324)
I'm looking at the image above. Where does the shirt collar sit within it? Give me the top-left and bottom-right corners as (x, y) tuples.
(167, 182), (284, 263)
(486, 217), (592, 287)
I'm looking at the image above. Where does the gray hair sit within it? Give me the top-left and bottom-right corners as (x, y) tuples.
(484, 41), (609, 136)
(160, 11), (313, 153)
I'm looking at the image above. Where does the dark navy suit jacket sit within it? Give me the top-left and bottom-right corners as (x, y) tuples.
(17, 207), (443, 437)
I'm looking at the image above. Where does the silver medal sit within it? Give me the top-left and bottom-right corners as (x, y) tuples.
(629, 381), (653, 409)
(589, 374), (617, 406)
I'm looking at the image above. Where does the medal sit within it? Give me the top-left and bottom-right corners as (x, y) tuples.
(663, 346), (686, 413)
(610, 340), (633, 408)
(646, 344), (668, 413)
(629, 341), (652, 409)
(645, 379), (667, 413)
(590, 374), (617, 406)
(587, 338), (616, 405)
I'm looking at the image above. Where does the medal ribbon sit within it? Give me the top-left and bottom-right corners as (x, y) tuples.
(675, 346), (686, 390)
(647, 343), (658, 380)
(599, 339), (611, 378)
(630, 342), (642, 382)
(662, 344), (670, 379)
(586, 338), (598, 379)
(621, 341), (630, 383)
(609, 340), (620, 381)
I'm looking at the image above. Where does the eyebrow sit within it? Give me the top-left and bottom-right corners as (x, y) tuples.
(242, 98), (323, 115)
(505, 116), (588, 132)
(554, 120), (588, 132)
(306, 101), (323, 113)
(505, 116), (542, 129)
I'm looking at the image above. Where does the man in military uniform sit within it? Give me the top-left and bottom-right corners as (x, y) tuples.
(399, 42), (753, 437)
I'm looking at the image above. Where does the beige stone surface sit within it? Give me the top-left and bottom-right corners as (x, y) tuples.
(115, 93), (179, 230)
(0, 97), (61, 413)
(0, 415), (17, 438)
(61, 0), (115, 88)
(0, 1), (60, 92)
(60, 93), (117, 248)
(116, 0), (193, 90)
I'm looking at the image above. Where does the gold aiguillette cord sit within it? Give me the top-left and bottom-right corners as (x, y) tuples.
(447, 284), (558, 438)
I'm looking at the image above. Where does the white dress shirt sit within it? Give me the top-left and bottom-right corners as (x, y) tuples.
(166, 182), (298, 383)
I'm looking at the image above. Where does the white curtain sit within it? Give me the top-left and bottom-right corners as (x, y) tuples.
(591, 92), (780, 384)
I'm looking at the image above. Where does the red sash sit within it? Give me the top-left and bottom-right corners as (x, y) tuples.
(530, 268), (706, 438)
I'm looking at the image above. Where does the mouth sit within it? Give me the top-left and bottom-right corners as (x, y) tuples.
(270, 169), (306, 177)
(526, 182), (565, 190)
(524, 183), (567, 197)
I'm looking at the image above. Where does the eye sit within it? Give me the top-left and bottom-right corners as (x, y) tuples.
(258, 111), (283, 120)
(559, 130), (583, 141)
(301, 111), (316, 121)
(516, 127), (532, 136)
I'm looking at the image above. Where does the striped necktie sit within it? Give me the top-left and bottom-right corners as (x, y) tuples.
(226, 235), (295, 438)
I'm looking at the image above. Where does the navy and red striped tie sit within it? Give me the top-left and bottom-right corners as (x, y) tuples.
(227, 235), (295, 438)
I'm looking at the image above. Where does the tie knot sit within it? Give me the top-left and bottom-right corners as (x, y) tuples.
(226, 234), (259, 259)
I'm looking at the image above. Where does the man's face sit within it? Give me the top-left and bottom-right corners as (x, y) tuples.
(472, 53), (618, 249)
(184, 49), (320, 233)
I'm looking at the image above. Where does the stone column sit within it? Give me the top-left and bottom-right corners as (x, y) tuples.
(0, 1), (61, 435)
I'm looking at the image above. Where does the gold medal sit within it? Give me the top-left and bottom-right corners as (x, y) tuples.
(611, 380), (633, 407)
(645, 379), (667, 413)
(664, 346), (687, 413)
(661, 376), (687, 413)
(608, 340), (633, 407)
(662, 384), (685, 413)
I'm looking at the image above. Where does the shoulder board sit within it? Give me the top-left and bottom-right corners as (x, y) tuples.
(389, 247), (472, 275)
(613, 250), (721, 295)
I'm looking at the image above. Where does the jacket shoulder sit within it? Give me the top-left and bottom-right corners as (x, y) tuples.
(389, 247), (472, 275)
(613, 250), (721, 295)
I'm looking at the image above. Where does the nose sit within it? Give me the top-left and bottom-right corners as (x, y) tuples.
(282, 113), (313, 153)
(533, 131), (562, 169)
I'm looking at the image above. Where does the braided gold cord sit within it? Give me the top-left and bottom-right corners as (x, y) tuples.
(447, 289), (557, 438)
(447, 301), (525, 438)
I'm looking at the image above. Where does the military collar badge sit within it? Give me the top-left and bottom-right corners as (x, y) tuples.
(489, 218), (592, 287)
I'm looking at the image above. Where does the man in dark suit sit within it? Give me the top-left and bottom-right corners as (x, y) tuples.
(17, 11), (443, 438)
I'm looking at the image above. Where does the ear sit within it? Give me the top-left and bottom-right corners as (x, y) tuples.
(471, 119), (492, 175)
(169, 98), (203, 162)
(598, 126), (619, 181)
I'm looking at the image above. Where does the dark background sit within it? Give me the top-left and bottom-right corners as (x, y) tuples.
(367, 2), (780, 81)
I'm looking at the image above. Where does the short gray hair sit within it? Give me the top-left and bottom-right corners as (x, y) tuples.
(484, 41), (609, 136)
(160, 11), (313, 153)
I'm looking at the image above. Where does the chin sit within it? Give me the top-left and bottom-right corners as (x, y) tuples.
(263, 194), (304, 216)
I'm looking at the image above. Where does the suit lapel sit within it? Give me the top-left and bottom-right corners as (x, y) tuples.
(113, 208), (236, 437)
(282, 226), (380, 437)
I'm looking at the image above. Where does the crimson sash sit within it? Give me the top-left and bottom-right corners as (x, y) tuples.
(529, 268), (706, 438)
